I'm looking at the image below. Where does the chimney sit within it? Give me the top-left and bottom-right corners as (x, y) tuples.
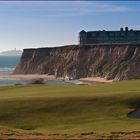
(125, 27), (128, 32)
(120, 27), (123, 31)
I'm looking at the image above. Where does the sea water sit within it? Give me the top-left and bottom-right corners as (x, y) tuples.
(0, 55), (23, 84)
(0, 55), (72, 85)
(0, 55), (20, 74)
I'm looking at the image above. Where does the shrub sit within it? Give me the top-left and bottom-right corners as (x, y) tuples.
(30, 78), (44, 84)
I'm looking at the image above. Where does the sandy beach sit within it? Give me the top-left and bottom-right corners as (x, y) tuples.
(0, 73), (56, 80)
(0, 74), (113, 84)
(79, 77), (113, 83)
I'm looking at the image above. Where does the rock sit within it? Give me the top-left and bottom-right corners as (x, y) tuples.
(14, 44), (140, 80)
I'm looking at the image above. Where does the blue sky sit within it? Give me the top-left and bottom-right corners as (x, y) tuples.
(0, 1), (140, 52)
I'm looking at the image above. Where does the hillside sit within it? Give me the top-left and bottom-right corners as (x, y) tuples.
(0, 80), (140, 139)
(14, 44), (140, 80)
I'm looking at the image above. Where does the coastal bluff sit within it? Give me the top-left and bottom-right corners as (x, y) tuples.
(14, 44), (140, 80)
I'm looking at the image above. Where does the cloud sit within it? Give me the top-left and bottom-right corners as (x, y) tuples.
(0, 1), (132, 17)
(85, 2), (131, 13)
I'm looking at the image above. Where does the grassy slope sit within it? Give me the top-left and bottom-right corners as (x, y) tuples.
(0, 80), (140, 134)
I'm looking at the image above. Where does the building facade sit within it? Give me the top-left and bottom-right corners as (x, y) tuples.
(79, 27), (140, 44)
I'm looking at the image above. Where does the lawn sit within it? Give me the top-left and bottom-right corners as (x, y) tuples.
(0, 80), (140, 134)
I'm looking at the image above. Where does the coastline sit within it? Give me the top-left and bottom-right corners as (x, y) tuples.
(0, 74), (113, 85)
(79, 77), (113, 84)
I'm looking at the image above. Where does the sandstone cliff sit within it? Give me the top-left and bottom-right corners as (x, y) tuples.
(14, 44), (140, 80)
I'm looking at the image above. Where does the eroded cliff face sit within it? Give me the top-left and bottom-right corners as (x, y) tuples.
(14, 44), (140, 80)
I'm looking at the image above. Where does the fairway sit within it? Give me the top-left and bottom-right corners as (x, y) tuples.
(0, 80), (140, 134)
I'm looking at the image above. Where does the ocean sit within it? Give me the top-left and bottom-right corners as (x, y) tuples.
(0, 55), (20, 74)
(0, 55), (23, 84)
(0, 55), (72, 85)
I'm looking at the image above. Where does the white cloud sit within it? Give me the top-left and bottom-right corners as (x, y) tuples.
(0, 1), (132, 17)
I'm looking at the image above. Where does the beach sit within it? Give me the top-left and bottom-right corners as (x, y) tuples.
(79, 77), (113, 83)
(0, 73), (56, 80)
(0, 73), (113, 85)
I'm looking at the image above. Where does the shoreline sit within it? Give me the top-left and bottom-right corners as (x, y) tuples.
(79, 77), (113, 83)
(0, 73), (113, 85)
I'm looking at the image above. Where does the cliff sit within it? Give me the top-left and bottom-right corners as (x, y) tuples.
(14, 44), (140, 80)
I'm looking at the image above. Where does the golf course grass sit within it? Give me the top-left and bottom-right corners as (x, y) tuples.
(0, 80), (140, 134)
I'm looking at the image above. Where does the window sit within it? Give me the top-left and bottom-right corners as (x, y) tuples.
(92, 33), (96, 37)
(109, 32), (114, 37)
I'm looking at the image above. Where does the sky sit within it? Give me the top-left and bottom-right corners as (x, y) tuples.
(0, 1), (140, 52)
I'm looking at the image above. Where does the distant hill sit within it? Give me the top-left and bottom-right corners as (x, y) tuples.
(0, 49), (22, 56)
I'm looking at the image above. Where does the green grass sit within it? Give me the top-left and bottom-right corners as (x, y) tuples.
(0, 80), (140, 134)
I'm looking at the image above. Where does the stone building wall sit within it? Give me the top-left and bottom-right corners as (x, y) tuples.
(79, 27), (140, 44)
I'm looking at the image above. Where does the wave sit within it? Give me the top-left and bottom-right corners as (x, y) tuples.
(0, 67), (15, 74)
